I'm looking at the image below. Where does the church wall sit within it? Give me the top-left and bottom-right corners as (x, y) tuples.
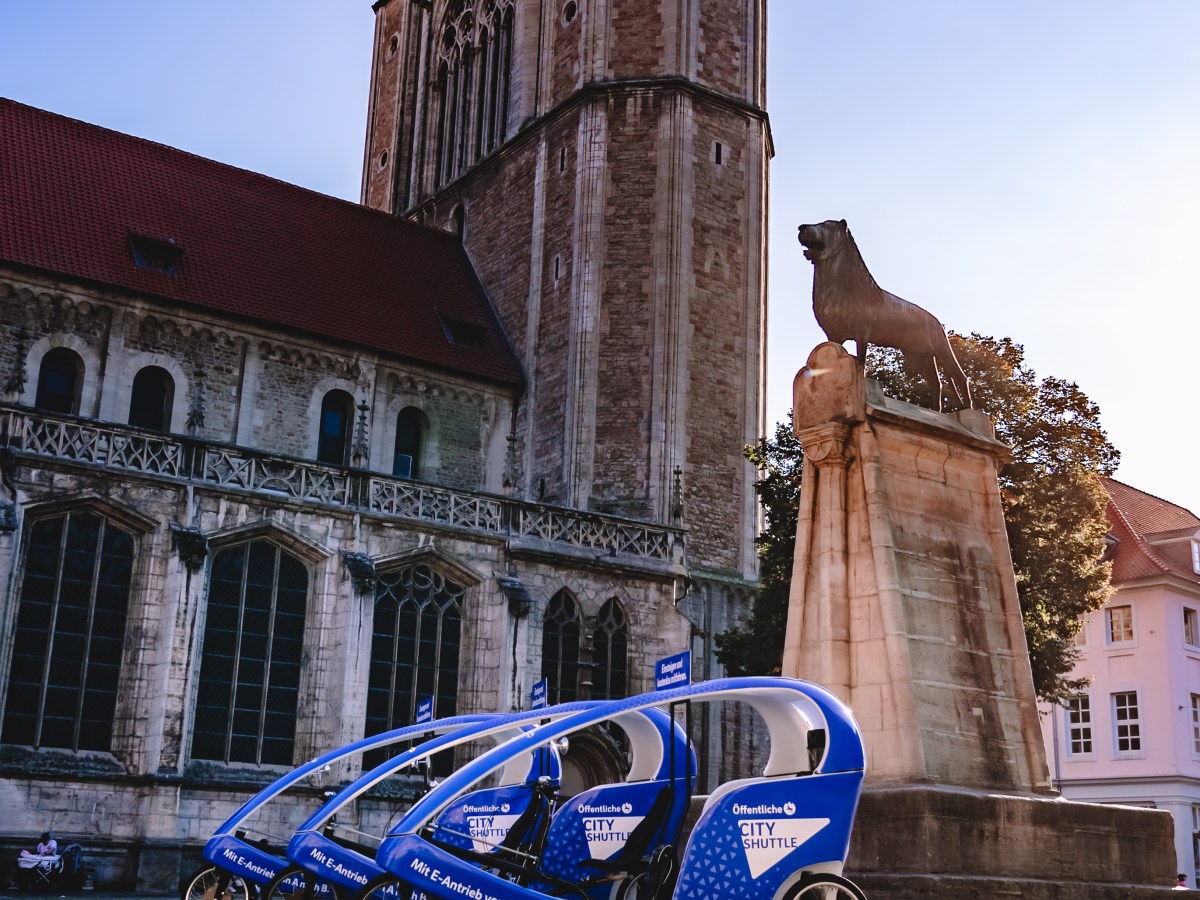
(550, 0), (585, 102)
(589, 91), (659, 518)
(609, 0), (666, 81)
(1, 273), (510, 490)
(682, 101), (766, 574)
(697, 0), (751, 98)
(362, 0), (412, 212)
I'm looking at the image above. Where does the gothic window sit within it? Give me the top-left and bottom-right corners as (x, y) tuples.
(365, 564), (464, 771)
(2, 511), (133, 751)
(191, 540), (309, 765)
(317, 390), (354, 466)
(433, 0), (514, 187)
(35, 347), (83, 414)
(541, 590), (581, 703)
(592, 598), (628, 700)
(128, 366), (175, 431)
(393, 407), (423, 479)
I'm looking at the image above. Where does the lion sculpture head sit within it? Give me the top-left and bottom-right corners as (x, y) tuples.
(797, 218), (972, 412)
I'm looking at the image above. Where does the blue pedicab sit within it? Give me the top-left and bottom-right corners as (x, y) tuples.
(293, 705), (694, 900)
(185, 714), (497, 900)
(366, 677), (866, 900)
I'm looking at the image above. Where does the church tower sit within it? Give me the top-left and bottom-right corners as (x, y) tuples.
(362, 0), (768, 591)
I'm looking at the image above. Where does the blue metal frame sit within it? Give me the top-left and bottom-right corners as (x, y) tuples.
(369, 677), (865, 900)
(198, 714), (497, 896)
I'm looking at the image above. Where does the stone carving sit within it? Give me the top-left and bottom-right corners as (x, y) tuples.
(342, 551), (378, 593)
(170, 522), (209, 572)
(798, 219), (972, 411)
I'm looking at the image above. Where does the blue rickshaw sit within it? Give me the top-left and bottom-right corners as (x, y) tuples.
(277, 705), (694, 900)
(359, 677), (866, 900)
(184, 714), (496, 900)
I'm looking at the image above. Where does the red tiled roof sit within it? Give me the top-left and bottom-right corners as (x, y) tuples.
(0, 99), (523, 388)
(1102, 477), (1200, 584)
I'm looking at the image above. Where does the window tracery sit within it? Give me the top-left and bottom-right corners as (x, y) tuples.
(434, 0), (514, 187)
(541, 589), (581, 703)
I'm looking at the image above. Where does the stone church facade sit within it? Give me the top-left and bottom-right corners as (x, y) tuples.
(0, 0), (767, 890)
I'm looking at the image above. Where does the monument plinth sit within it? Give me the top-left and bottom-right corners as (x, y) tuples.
(783, 341), (1046, 791)
(781, 342), (1175, 898)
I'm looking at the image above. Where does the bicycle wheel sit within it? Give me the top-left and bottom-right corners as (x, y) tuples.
(783, 872), (866, 900)
(263, 864), (331, 900)
(613, 871), (646, 900)
(353, 872), (413, 900)
(182, 865), (258, 900)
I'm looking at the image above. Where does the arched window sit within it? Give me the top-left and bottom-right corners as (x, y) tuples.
(592, 598), (628, 700)
(433, 0), (514, 187)
(317, 390), (354, 466)
(542, 590), (582, 704)
(128, 366), (175, 431)
(393, 407), (423, 478)
(35, 347), (83, 414)
(191, 540), (309, 765)
(366, 564), (464, 771)
(2, 511), (134, 751)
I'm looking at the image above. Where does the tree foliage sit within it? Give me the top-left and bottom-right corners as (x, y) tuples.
(713, 416), (803, 675)
(715, 334), (1119, 703)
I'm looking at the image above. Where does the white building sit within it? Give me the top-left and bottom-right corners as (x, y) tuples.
(1042, 477), (1200, 883)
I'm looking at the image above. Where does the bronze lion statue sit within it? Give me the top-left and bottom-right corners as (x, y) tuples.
(798, 218), (972, 412)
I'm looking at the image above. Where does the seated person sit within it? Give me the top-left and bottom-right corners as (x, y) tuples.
(20, 832), (58, 860)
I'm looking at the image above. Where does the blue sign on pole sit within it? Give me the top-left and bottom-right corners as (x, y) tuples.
(415, 695), (434, 725)
(530, 678), (548, 710)
(654, 650), (691, 690)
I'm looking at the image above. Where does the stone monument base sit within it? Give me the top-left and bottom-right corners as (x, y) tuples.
(847, 785), (1177, 898)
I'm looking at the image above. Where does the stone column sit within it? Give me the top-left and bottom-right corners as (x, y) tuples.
(786, 421), (854, 700)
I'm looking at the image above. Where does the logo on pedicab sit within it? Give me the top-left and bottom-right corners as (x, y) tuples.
(466, 813), (523, 852)
(783, 802), (796, 815)
(735, 817), (830, 879)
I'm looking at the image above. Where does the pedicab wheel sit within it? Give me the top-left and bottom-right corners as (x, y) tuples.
(614, 845), (678, 900)
(783, 873), (866, 900)
(354, 871), (413, 900)
(182, 865), (258, 900)
(264, 864), (342, 900)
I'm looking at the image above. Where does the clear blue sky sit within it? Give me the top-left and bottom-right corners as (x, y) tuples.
(5, 2), (1199, 515)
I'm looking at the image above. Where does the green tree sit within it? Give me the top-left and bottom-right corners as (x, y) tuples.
(713, 416), (803, 675)
(716, 334), (1118, 703)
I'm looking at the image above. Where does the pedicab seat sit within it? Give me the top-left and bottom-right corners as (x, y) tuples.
(576, 784), (672, 874)
(538, 777), (688, 889)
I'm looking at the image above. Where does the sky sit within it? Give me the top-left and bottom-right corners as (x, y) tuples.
(4, 2), (1199, 515)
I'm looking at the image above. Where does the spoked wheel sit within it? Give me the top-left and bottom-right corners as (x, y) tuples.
(263, 864), (339, 900)
(354, 872), (414, 900)
(182, 865), (258, 900)
(614, 846), (678, 900)
(784, 873), (867, 900)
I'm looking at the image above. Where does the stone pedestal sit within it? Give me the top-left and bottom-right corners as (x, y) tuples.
(781, 343), (1176, 895)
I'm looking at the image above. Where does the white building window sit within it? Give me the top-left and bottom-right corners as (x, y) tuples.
(1107, 605), (1134, 645)
(1112, 691), (1142, 754)
(1192, 694), (1200, 756)
(1187, 607), (1200, 648)
(1073, 618), (1089, 650)
(1065, 694), (1093, 756)
(1192, 538), (1200, 575)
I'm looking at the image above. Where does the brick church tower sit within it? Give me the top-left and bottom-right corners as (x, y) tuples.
(362, 0), (768, 591)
